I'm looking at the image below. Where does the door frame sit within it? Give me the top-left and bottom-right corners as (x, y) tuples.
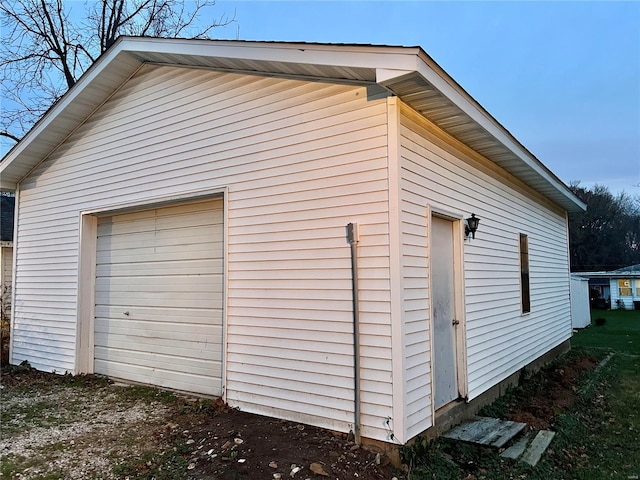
(75, 188), (228, 393)
(427, 205), (468, 416)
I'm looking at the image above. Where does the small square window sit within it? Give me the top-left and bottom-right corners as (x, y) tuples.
(618, 279), (632, 296)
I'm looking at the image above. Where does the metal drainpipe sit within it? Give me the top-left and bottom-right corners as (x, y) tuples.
(346, 223), (361, 445)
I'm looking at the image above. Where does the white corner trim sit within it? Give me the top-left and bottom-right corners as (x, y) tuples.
(387, 96), (406, 444)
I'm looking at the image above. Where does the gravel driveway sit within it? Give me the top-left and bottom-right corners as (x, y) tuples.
(1, 364), (398, 480)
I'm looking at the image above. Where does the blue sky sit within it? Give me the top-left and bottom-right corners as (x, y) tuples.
(210, 1), (640, 196)
(3, 1), (638, 196)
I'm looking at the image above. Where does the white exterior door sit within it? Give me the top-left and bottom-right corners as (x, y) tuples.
(432, 215), (459, 409)
(94, 199), (224, 396)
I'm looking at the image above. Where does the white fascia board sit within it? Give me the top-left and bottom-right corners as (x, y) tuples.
(120, 36), (421, 71)
(413, 52), (586, 212)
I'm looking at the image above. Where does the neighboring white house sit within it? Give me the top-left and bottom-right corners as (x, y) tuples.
(576, 265), (640, 310)
(0, 38), (586, 446)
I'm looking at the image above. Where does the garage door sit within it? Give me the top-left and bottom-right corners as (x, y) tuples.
(94, 199), (224, 396)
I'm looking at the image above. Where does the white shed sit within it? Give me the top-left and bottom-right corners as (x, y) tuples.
(570, 275), (591, 328)
(0, 38), (586, 447)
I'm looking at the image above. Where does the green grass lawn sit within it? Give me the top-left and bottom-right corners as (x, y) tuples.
(401, 309), (640, 479)
(572, 309), (640, 354)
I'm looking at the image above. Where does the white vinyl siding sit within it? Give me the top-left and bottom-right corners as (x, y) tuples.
(94, 200), (223, 396)
(399, 104), (571, 438)
(12, 65), (393, 441)
(519, 234), (531, 313)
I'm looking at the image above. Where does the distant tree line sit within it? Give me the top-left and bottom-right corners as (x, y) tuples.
(569, 183), (640, 272)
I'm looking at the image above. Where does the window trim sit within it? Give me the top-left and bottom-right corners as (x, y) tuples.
(519, 233), (531, 314)
(618, 279), (632, 297)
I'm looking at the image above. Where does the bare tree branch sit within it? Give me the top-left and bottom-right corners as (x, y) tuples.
(0, 132), (21, 143)
(1, 0), (235, 151)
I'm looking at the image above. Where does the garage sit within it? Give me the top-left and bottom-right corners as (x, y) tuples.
(93, 199), (224, 396)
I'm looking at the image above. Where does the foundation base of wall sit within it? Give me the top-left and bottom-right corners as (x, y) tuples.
(431, 339), (570, 438)
(359, 436), (402, 468)
(387, 339), (571, 466)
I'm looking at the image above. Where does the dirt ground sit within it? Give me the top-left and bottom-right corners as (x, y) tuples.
(167, 408), (397, 480)
(0, 353), (600, 480)
(503, 354), (599, 430)
(0, 365), (398, 480)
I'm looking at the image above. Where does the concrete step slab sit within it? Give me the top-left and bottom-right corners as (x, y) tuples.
(500, 434), (530, 459)
(521, 430), (555, 466)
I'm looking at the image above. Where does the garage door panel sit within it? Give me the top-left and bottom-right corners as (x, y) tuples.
(98, 217), (223, 235)
(96, 243), (223, 264)
(97, 234), (217, 252)
(97, 238), (222, 257)
(94, 199), (223, 396)
(95, 318), (222, 338)
(95, 274), (222, 292)
(94, 336), (222, 360)
(94, 349), (221, 378)
(95, 305), (223, 324)
(98, 202), (221, 226)
(95, 292), (224, 309)
(96, 258), (222, 277)
(98, 213), (222, 238)
(93, 359), (221, 396)
(95, 333), (221, 358)
(97, 224), (223, 250)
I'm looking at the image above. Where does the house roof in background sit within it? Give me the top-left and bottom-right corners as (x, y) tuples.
(575, 264), (640, 279)
(1, 195), (15, 242)
(0, 37), (586, 212)
(614, 264), (640, 274)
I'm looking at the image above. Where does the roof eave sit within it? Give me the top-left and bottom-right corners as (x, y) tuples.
(1, 39), (143, 190)
(0, 37), (586, 213)
(380, 52), (586, 212)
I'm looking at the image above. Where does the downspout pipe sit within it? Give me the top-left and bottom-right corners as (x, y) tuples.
(346, 223), (361, 445)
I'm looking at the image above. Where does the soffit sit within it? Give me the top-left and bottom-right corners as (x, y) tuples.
(380, 72), (584, 212)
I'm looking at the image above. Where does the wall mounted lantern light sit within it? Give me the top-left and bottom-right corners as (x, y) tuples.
(465, 213), (480, 240)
